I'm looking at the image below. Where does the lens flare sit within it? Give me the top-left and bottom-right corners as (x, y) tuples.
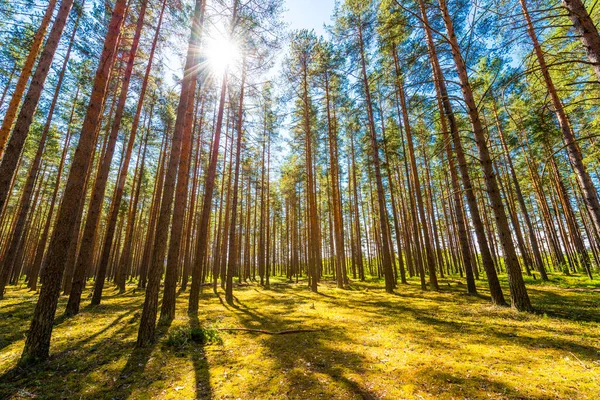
(205, 35), (240, 73)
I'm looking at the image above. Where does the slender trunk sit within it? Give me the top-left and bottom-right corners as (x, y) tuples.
(418, 0), (506, 303)
(160, 47), (202, 321)
(357, 22), (395, 293)
(0, 0), (58, 157)
(520, 0), (600, 238)
(0, 8), (83, 297)
(138, 0), (206, 345)
(20, 0), (127, 364)
(394, 64), (438, 290)
(139, 125), (169, 288)
(31, 93), (77, 292)
(493, 105), (548, 280)
(112, 0), (166, 294)
(0, 0), (74, 215)
(324, 72), (346, 288)
(439, 0), (531, 311)
(225, 62), (246, 304)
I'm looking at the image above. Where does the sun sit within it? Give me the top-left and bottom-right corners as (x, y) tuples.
(204, 35), (240, 74)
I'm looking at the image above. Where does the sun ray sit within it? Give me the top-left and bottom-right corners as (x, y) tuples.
(204, 34), (240, 74)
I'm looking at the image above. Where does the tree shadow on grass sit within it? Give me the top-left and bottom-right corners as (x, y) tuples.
(0, 300), (37, 352)
(527, 287), (600, 323)
(221, 291), (378, 399)
(189, 310), (212, 399)
(414, 367), (557, 399)
(81, 318), (173, 400)
(268, 282), (600, 366)
(0, 309), (137, 399)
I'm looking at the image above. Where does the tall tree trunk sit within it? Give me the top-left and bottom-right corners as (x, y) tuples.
(67, 0), (148, 313)
(357, 21), (396, 293)
(120, 116), (151, 285)
(98, 0), (165, 300)
(393, 60), (438, 291)
(324, 71), (346, 288)
(19, 0), (127, 364)
(0, 0), (58, 157)
(138, 0), (206, 345)
(418, 0), (505, 304)
(520, 0), (600, 238)
(188, 0), (239, 315)
(0, 6), (82, 297)
(562, 0), (600, 83)
(350, 134), (365, 281)
(30, 90), (78, 292)
(160, 45), (203, 321)
(0, 0), (74, 215)
(493, 105), (548, 280)
(225, 62), (246, 304)
(439, 0), (531, 311)
(301, 53), (319, 293)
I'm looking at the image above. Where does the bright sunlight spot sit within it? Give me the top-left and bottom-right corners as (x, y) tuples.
(204, 35), (240, 73)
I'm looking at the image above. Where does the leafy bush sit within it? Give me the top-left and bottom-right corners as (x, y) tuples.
(165, 326), (222, 348)
(190, 326), (223, 345)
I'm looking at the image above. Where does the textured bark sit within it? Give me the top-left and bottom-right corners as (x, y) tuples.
(439, 0), (531, 311)
(394, 63), (439, 291)
(138, 0), (206, 345)
(418, 0), (505, 304)
(0, 0), (73, 216)
(0, 14), (79, 296)
(30, 93), (77, 292)
(116, 108), (152, 292)
(493, 106), (548, 280)
(562, 0), (600, 82)
(225, 63), (246, 304)
(89, 0), (153, 306)
(324, 71), (346, 288)
(160, 56), (199, 321)
(431, 75), (476, 293)
(0, 0), (58, 158)
(181, 100), (205, 290)
(66, 0), (147, 313)
(20, 0), (127, 364)
(139, 126), (169, 288)
(520, 0), (600, 239)
(301, 50), (319, 293)
(357, 22), (396, 293)
(349, 134), (365, 281)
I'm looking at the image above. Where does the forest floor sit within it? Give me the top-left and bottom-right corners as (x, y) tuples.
(0, 274), (599, 399)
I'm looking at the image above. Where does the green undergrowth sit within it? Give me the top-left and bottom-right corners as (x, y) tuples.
(166, 326), (223, 348)
(0, 273), (599, 399)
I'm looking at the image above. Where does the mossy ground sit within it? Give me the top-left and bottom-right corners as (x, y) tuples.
(1, 274), (599, 399)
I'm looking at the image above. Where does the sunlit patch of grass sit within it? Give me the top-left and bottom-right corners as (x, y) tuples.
(0, 273), (599, 399)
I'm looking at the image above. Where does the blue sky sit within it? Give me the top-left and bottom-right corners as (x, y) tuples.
(283, 0), (335, 37)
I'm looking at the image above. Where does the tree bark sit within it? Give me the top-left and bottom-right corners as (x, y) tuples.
(439, 0), (531, 311)
(0, 0), (74, 216)
(562, 0), (600, 83)
(138, 0), (206, 345)
(357, 21), (396, 293)
(520, 0), (600, 240)
(0, 0), (58, 158)
(19, 0), (127, 364)
(225, 62), (246, 304)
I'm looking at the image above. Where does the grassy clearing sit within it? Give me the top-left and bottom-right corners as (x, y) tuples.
(0, 274), (599, 399)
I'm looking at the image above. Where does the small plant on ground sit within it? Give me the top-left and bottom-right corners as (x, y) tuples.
(165, 326), (223, 348)
(190, 326), (223, 345)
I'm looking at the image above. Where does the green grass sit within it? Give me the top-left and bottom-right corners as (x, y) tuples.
(1, 274), (599, 399)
